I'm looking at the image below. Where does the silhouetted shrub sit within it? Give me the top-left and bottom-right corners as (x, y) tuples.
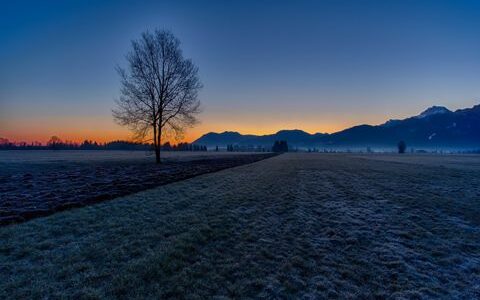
(398, 141), (407, 154)
(272, 140), (288, 153)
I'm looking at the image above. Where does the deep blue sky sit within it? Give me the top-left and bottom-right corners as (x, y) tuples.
(1, 0), (480, 142)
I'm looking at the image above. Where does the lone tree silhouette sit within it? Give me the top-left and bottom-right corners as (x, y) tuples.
(398, 140), (407, 154)
(47, 136), (62, 150)
(113, 29), (202, 163)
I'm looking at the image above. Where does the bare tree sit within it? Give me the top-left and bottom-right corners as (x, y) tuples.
(113, 29), (202, 163)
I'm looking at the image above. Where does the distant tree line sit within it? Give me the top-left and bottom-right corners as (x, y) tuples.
(0, 136), (207, 151)
(162, 142), (207, 151)
(4, 136), (480, 154)
(223, 141), (289, 153)
(225, 144), (269, 152)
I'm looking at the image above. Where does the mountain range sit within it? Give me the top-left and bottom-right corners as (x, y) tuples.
(194, 104), (480, 150)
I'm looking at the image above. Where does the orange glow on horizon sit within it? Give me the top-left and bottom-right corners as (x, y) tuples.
(1, 110), (383, 145)
(2, 121), (359, 145)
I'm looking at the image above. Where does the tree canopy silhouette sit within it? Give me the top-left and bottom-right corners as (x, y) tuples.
(272, 140), (288, 153)
(398, 140), (407, 154)
(113, 29), (202, 163)
(47, 136), (63, 150)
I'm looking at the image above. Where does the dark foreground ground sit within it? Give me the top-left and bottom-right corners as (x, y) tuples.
(1, 153), (480, 298)
(0, 151), (276, 225)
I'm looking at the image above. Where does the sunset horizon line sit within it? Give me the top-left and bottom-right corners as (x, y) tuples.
(2, 102), (479, 145)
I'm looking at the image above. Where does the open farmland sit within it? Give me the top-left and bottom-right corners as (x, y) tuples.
(0, 150), (275, 225)
(1, 153), (480, 298)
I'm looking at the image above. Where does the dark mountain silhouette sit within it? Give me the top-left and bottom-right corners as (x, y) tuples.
(194, 104), (480, 149)
(196, 129), (327, 148)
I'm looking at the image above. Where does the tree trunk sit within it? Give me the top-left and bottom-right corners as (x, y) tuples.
(156, 125), (162, 164)
(153, 123), (161, 164)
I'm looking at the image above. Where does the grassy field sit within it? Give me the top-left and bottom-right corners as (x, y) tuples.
(0, 151), (274, 224)
(1, 153), (480, 298)
(0, 150), (259, 164)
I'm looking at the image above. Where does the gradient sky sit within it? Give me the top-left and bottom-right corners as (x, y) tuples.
(1, 0), (480, 144)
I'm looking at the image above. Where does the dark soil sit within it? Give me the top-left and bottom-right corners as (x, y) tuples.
(0, 153), (276, 225)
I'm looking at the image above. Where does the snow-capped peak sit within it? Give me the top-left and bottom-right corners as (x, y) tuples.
(417, 106), (451, 118)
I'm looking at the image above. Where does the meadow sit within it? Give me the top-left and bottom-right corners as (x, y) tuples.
(0, 151), (274, 224)
(1, 153), (480, 298)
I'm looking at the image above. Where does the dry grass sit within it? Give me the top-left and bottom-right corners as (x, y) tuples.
(0, 150), (258, 164)
(354, 153), (480, 170)
(1, 153), (480, 298)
